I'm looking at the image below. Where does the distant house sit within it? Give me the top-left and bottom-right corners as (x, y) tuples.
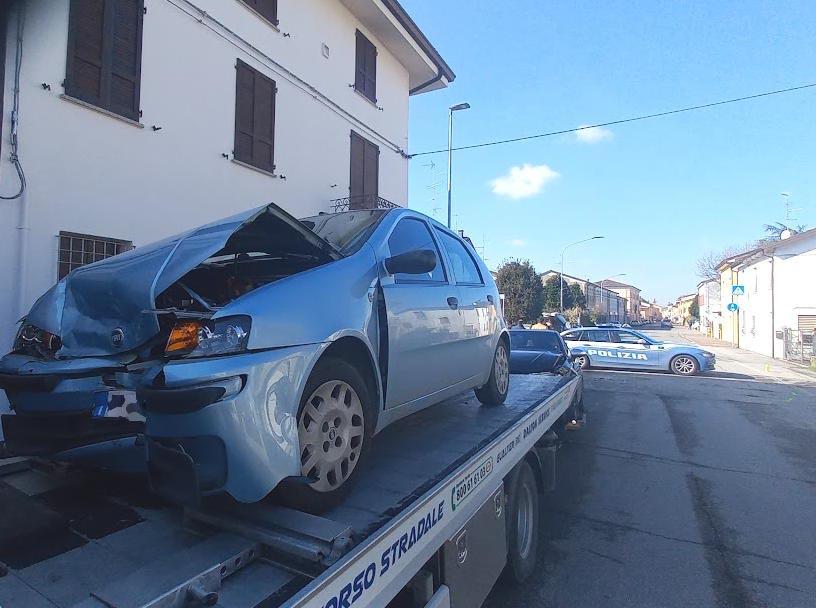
(540, 270), (627, 322)
(716, 249), (761, 346)
(594, 279), (642, 321)
(697, 279), (721, 338)
(731, 228), (816, 360)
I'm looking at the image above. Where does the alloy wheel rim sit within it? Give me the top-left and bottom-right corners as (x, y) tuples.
(495, 345), (510, 395)
(674, 356), (695, 375)
(299, 380), (365, 493)
(516, 481), (535, 559)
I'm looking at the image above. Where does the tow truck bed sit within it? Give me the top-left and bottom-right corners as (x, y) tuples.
(0, 372), (577, 608)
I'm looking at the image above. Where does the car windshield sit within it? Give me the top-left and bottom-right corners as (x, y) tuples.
(299, 210), (389, 254)
(511, 331), (562, 352)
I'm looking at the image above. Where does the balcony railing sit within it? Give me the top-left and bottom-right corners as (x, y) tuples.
(330, 195), (401, 212)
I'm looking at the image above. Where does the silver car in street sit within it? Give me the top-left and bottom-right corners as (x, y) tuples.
(0, 204), (509, 512)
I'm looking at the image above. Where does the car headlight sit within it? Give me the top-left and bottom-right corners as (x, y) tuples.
(165, 316), (251, 358)
(13, 321), (62, 356)
(701, 351), (715, 358)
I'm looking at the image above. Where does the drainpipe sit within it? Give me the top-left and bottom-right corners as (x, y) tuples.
(409, 71), (443, 96)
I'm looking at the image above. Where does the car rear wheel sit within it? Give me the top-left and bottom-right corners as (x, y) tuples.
(278, 358), (372, 514)
(475, 340), (510, 406)
(573, 354), (590, 370)
(504, 461), (539, 584)
(670, 354), (699, 376)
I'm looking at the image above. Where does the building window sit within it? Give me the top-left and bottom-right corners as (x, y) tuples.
(354, 30), (377, 102)
(234, 59), (277, 173)
(349, 131), (378, 209)
(240, 0), (278, 26)
(65, 0), (144, 121)
(58, 231), (133, 280)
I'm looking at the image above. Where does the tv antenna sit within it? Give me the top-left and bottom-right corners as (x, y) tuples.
(781, 192), (802, 222)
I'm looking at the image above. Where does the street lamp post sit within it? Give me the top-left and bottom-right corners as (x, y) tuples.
(447, 103), (470, 229)
(600, 273), (627, 322)
(560, 236), (604, 311)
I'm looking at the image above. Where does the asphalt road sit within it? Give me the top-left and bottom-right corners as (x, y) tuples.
(485, 330), (816, 608)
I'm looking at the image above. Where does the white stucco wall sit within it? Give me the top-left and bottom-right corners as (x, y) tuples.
(772, 234), (816, 359)
(736, 258), (774, 357)
(0, 0), (417, 363)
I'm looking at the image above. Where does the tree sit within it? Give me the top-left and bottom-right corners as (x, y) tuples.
(763, 222), (807, 241)
(689, 299), (700, 320)
(542, 275), (574, 311)
(695, 243), (758, 281)
(495, 259), (544, 323)
(569, 283), (586, 309)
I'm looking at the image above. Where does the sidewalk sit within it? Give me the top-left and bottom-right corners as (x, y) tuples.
(675, 327), (816, 384)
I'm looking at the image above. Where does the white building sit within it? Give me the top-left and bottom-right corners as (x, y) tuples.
(732, 228), (816, 360)
(696, 279), (721, 338)
(0, 0), (454, 365)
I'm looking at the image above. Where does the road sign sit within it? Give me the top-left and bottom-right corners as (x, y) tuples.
(727, 302), (739, 312)
(732, 285), (745, 296)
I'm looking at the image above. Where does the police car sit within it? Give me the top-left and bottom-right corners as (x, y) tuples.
(561, 327), (715, 376)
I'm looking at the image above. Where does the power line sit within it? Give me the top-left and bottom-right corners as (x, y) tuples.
(408, 82), (816, 157)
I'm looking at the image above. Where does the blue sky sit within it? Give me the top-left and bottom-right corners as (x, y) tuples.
(402, 0), (816, 304)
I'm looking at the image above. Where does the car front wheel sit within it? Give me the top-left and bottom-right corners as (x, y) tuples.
(278, 357), (371, 514)
(573, 354), (590, 370)
(475, 340), (510, 406)
(670, 354), (699, 376)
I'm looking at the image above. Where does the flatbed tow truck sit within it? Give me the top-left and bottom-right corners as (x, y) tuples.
(0, 371), (582, 608)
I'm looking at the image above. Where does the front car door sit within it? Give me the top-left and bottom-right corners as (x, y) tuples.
(379, 217), (465, 409)
(433, 227), (496, 381)
(608, 330), (660, 368)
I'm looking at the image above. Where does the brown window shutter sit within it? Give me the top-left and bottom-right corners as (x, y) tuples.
(108, 0), (144, 120)
(354, 30), (376, 102)
(349, 131), (378, 208)
(234, 59), (276, 173)
(349, 132), (365, 202)
(243, 0), (277, 25)
(66, 0), (107, 107)
(65, 0), (143, 121)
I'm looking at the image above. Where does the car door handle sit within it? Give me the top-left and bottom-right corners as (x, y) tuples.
(447, 296), (459, 310)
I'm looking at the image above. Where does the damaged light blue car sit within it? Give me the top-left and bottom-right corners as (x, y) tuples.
(0, 204), (510, 512)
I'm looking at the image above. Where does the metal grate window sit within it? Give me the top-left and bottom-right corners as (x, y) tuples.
(58, 231), (133, 280)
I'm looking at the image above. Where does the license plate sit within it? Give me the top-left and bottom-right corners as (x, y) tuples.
(92, 390), (145, 423)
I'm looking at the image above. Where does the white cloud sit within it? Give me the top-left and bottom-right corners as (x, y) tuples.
(490, 163), (559, 200)
(509, 239), (526, 247)
(574, 125), (613, 144)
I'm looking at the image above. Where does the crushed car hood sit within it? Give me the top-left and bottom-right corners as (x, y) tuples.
(26, 203), (339, 358)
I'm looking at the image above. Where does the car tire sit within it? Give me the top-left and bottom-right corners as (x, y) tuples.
(573, 354), (590, 370)
(670, 354), (699, 376)
(475, 340), (510, 406)
(277, 357), (373, 514)
(504, 460), (540, 584)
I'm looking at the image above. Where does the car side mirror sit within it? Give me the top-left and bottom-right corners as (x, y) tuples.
(385, 249), (437, 275)
(637, 339), (649, 345)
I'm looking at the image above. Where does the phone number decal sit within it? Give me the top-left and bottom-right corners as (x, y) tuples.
(451, 456), (493, 511)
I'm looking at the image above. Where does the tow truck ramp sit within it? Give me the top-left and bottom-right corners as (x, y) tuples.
(0, 373), (578, 608)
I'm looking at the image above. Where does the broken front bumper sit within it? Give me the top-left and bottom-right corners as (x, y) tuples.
(142, 342), (323, 505)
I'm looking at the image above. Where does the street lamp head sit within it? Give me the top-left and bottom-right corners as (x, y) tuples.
(450, 102), (471, 112)
(592, 236), (604, 240)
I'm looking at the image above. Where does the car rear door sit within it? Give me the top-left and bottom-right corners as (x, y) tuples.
(433, 228), (496, 382)
(380, 218), (465, 409)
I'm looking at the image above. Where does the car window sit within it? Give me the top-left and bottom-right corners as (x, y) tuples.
(434, 229), (483, 285)
(510, 331), (564, 352)
(585, 329), (611, 342)
(564, 330), (584, 341)
(299, 209), (388, 253)
(615, 331), (645, 344)
(387, 218), (446, 283)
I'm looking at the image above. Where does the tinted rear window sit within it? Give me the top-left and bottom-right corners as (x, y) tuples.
(510, 331), (563, 352)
